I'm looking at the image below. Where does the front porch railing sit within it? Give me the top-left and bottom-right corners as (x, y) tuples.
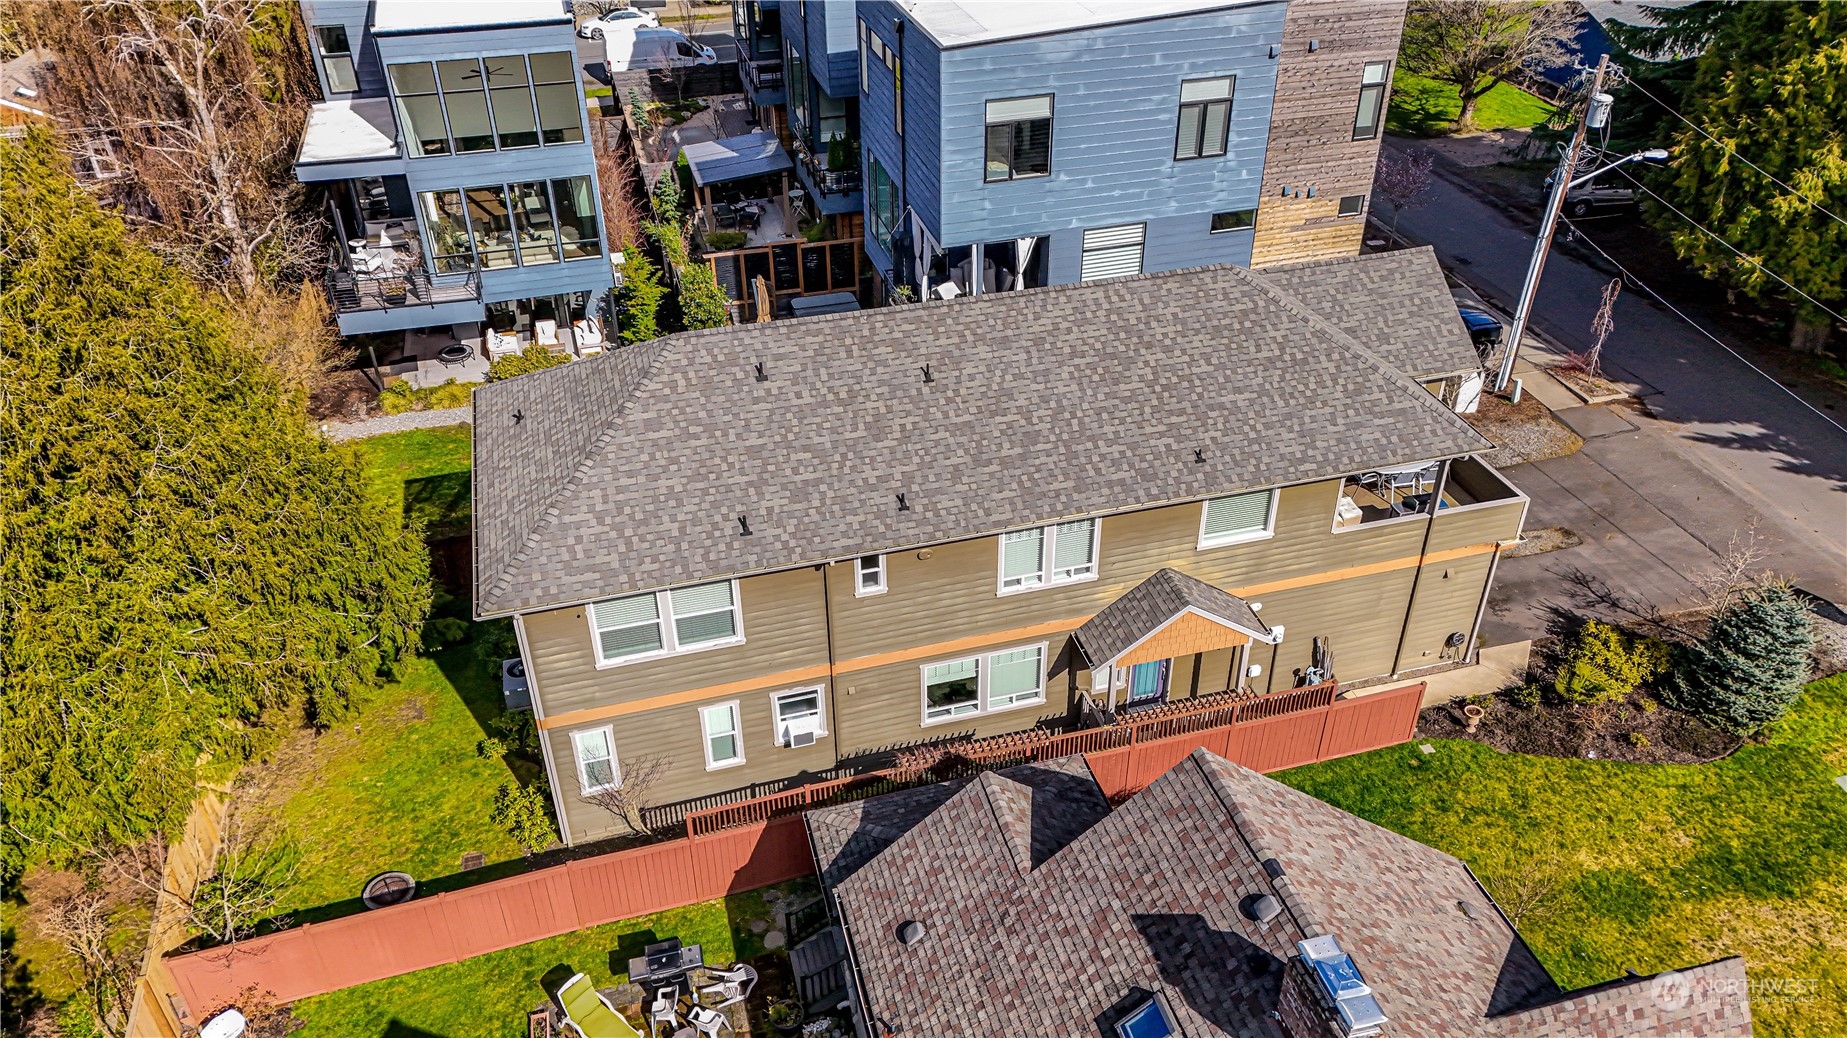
(682, 680), (1339, 839)
(743, 55), (783, 91)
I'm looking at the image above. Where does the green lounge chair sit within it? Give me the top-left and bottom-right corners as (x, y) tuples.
(557, 972), (643, 1038)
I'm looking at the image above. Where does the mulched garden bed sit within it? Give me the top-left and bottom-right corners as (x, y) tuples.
(1420, 689), (1740, 765)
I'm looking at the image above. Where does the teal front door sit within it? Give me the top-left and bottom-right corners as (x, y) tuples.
(1127, 660), (1169, 704)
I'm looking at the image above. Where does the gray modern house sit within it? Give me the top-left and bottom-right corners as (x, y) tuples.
(737, 0), (1407, 301)
(296, 0), (614, 359)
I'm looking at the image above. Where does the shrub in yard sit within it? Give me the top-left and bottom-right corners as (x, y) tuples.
(1666, 583), (1814, 734)
(1508, 683), (1543, 709)
(492, 710), (541, 758)
(705, 230), (747, 250)
(421, 616), (470, 650)
(616, 249), (666, 345)
(472, 617), (521, 675)
(485, 345), (569, 382)
(490, 780), (557, 858)
(678, 262), (730, 330)
(1553, 621), (1668, 704)
(1628, 733), (1650, 748)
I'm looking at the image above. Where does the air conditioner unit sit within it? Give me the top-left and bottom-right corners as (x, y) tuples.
(785, 728), (817, 749)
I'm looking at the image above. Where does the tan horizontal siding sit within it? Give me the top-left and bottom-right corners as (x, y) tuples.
(1426, 498), (1526, 554)
(1397, 553), (1496, 670)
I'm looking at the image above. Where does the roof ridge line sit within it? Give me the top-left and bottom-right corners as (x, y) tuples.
(1192, 750), (1328, 939)
(1228, 265), (1492, 450)
(478, 341), (673, 610)
(976, 771), (1034, 876)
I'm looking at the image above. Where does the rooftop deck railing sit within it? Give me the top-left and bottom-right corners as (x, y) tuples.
(681, 679), (1339, 839)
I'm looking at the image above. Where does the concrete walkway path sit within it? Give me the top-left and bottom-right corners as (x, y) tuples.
(321, 407), (471, 442)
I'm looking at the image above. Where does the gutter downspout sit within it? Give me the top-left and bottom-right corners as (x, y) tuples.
(820, 563), (841, 765)
(1389, 460), (1450, 677)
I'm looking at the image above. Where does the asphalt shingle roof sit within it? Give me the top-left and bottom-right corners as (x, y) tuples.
(1073, 567), (1272, 666)
(472, 262), (1493, 617)
(1262, 246), (1484, 380)
(809, 748), (1752, 1038)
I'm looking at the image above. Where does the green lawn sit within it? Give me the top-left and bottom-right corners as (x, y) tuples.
(231, 425), (525, 920)
(351, 424), (474, 537)
(1387, 69), (1558, 136)
(1278, 674), (1847, 1038)
(291, 882), (812, 1038)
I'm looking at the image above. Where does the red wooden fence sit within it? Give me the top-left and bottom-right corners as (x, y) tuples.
(161, 684), (1422, 1017)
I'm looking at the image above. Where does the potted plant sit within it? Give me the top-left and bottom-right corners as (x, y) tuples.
(766, 999), (804, 1035)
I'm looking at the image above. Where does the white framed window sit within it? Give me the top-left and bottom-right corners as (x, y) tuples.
(998, 518), (1098, 594)
(572, 726), (620, 794)
(921, 643), (1048, 724)
(987, 646), (1046, 709)
(855, 554), (887, 597)
(772, 687), (826, 747)
(1080, 224), (1145, 281)
(589, 580), (743, 667)
(1198, 490), (1278, 548)
(700, 701), (745, 769)
(1337, 194), (1367, 217)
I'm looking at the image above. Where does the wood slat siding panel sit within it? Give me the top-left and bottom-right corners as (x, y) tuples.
(1119, 613), (1250, 666)
(1249, 0), (1408, 267)
(1231, 710), (1330, 772)
(526, 567), (831, 717)
(1396, 553), (1495, 671)
(1424, 498), (1526, 554)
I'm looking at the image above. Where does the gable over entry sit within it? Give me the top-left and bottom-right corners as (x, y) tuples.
(1072, 568), (1277, 673)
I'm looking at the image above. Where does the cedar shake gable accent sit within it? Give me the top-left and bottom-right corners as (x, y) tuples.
(1073, 567), (1275, 669)
(472, 264), (1491, 618)
(810, 748), (1753, 1038)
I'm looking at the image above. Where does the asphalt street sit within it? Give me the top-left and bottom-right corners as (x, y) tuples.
(1389, 161), (1846, 631)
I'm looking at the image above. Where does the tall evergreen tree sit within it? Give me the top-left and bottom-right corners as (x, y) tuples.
(1667, 584), (1815, 734)
(1641, 1), (1847, 352)
(0, 130), (430, 878)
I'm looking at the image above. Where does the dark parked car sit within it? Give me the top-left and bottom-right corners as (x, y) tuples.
(1457, 305), (1502, 356)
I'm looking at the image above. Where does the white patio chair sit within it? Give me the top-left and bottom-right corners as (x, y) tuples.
(573, 317), (605, 357)
(649, 987), (681, 1033)
(686, 1005), (730, 1038)
(350, 249), (384, 274)
(698, 963), (756, 1008)
(536, 319), (560, 348)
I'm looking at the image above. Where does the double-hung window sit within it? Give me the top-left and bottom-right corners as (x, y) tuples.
(314, 25), (358, 94)
(700, 701), (745, 768)
(1175, 77), (1234, 159)
(772, 687), (825, 746)
(984, 96), (1052, 182)
(922, 644), (1046, 723)
(1198, 490), (1277, 548)
(572, 726), (620, 793)
(1353, 61), (1389, 140)
(855, 554), (886, 596)
(999, 519), (1098, 593)
(589, 580), (743, 666)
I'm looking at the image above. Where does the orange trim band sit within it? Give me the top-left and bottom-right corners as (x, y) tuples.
(535, 542), (1503, 731)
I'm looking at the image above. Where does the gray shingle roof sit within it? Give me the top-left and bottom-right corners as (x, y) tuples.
(1262, 247), (1484, 379)
(1073, 567), (1272, 666)
(813, 747), (1753, 1038)
(472, 264), (1492, 617)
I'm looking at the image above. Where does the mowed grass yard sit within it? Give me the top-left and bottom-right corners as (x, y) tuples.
(290, 882), (811, 1038)
(1387, 69), (1558, 136)
(1279, 674), (1847, 1038)
(232, 426), (527, 918)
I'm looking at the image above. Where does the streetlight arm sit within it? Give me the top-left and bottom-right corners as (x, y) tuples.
(1566, 149), (1672, 189)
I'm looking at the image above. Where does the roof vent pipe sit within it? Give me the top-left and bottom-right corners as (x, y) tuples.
(897, 920), (925, 945)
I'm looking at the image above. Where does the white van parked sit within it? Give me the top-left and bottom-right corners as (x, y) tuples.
(604, 27), (718, 73)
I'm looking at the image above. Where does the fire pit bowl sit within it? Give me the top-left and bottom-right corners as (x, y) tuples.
(362, 871), (417, 909)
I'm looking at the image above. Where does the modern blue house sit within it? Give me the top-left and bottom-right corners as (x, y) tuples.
(295, 0), (614, 359)
(737, 0), (1406, 300)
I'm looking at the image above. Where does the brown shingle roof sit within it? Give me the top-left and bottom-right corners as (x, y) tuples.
(1073, 567), (1273, 666)
(810, 748), (1752, 1037)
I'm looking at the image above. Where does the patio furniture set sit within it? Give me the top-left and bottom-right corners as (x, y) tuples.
(552, 939), (757, 1038)
(709, 200), (767, 233)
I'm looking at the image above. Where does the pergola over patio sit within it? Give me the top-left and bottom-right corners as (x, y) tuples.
(682, 132), (795, 241)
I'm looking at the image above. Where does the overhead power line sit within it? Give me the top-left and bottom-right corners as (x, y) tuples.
(1624, 78), (1847, 231)
(1612, 166), (1847, 329)
(1559, 215), (1847, 438)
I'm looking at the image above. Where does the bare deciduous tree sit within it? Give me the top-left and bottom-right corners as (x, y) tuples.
(19, 0), (322, 293)
(596, 129), (647, 250)
(39, 887), (142, 1038)
(186, 818), (298, 946)
(580, 755), (672, 836)
(1481, 855), (1563, 929)
(1400, 1), (1578, 131)
(1373, 147), (1437, 237)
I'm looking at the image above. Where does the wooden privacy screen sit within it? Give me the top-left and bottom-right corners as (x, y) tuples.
(162, 684), (1422, 1015)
